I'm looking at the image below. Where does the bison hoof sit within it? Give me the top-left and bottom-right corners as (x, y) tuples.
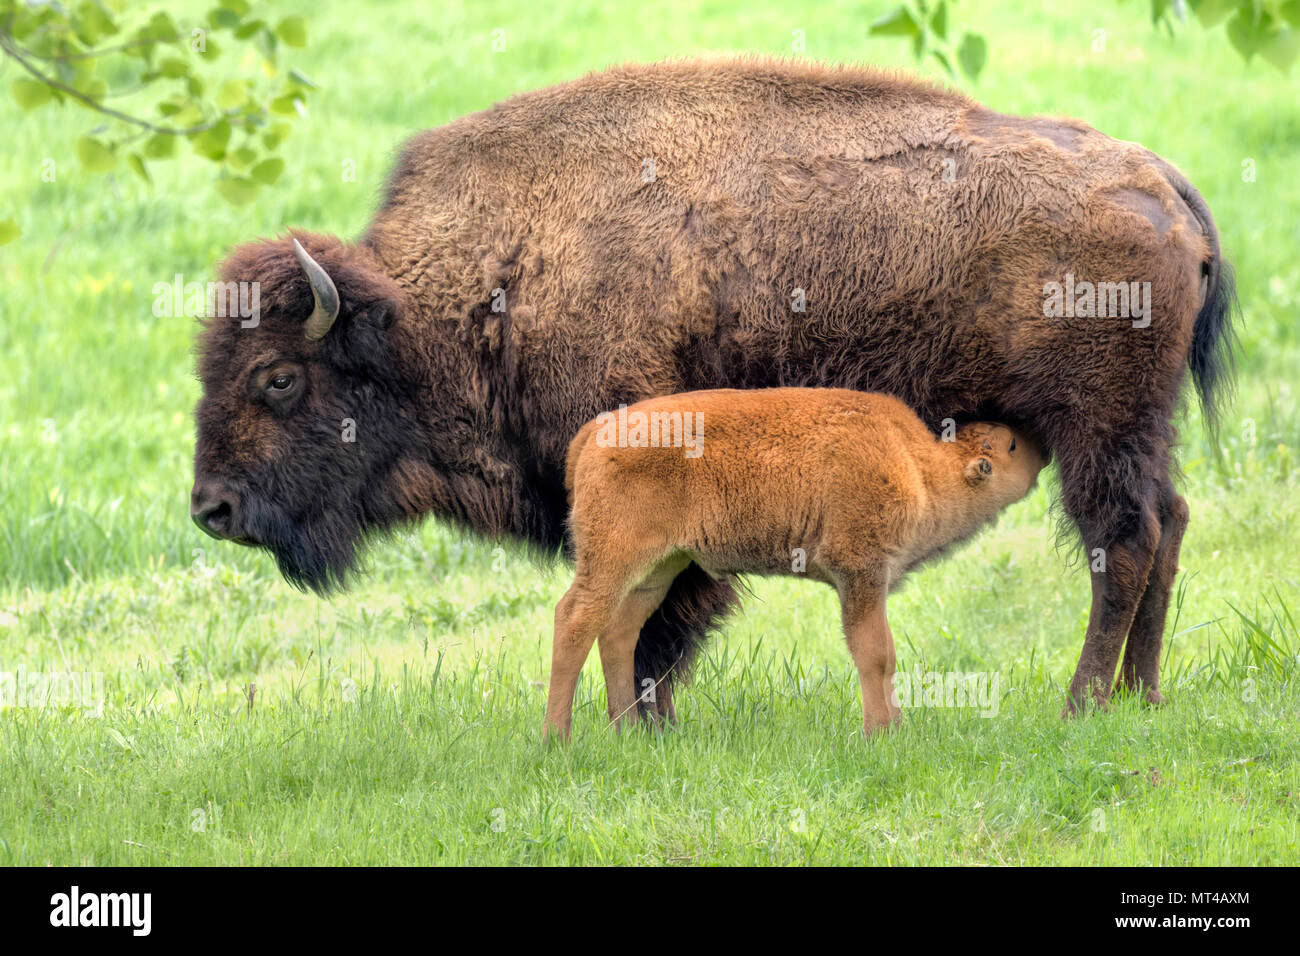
(1060, 691), (1110, 719)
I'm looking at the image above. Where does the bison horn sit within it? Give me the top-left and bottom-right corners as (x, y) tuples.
(292, 237), (340, 341)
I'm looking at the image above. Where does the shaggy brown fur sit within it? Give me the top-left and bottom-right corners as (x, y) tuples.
(544, 388), (1044, 737)
(193, 57), (1235, 717)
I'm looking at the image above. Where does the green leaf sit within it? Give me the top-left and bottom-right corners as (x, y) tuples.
(1283, 1), (1300, 29)
(190, 120), (233, 160)
(76, 135), (116, 174)
(144, 11), (179, 41)
(79, 77), (109, 102)
(254, 26), (279, 64)
(230, 146), (258, 169)
(931, 48), (955, 79)
(0, 219), (20, 247)
(276, 16), (308, 48)
(235, 19), (266, 40)
(71, 0), (117, 45)
(250, 157), (285, 185)
(152, 92), (204, 126)
(159, 57), (190, 78)
(143, 133), (176, 159)
(12, 77), (54, 111)
(220, 0), (252, 15)
(1226, 10), (1262, 61)
(288, 69), (318, 90)
(216, 79), (248, 110)
(127, 153), (151, 183)
(216, 176), (261, 206)
(956, 32), (988, 81)
(1193, 0), (1239, 29)
(930, 1), (949, 40)
(1259, 27), (1300, 71)
(869, 6), (920, 37)
(209, 7), (242, 30)
(270, 93), (303, 116)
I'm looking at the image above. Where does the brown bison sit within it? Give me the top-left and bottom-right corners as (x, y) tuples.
(191, 57), (1236, 718)
(548, 388), (1045, 738)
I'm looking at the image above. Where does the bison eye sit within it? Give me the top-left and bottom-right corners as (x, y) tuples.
(268, 373), (295, 393)
(1009, 438), (1017, 452)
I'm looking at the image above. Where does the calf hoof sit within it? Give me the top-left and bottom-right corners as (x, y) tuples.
(543, 725), (571, 745)
(861, 713), (901, 737)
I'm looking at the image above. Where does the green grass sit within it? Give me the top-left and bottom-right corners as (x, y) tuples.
(1, 0), (1298, 865)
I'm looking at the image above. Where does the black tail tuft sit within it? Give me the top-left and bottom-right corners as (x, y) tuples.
(1158, 162), (1240, 434)
(1189, 255), (1239, 435)
(633, 563), (738, 717)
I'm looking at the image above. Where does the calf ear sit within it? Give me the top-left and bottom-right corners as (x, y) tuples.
(964, 457), (993, 487)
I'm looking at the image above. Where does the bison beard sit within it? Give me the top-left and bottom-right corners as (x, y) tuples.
(194, 57), (1238, 720)
(239, 480), (371, 595)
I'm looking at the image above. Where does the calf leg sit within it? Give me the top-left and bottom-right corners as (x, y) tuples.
(544, 577), (619, 740)
(598, 563), (683, 730)
(837, 573), (900, 735)
(1118, 487), (1189, 704)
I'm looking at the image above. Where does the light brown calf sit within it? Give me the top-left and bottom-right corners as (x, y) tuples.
(545, 387), (1044, 739)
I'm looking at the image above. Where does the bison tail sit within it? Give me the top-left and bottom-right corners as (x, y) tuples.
(633, 563), (738, 719)
(1189, 253), (1239, 435)
(1159, 162), (1240, 433)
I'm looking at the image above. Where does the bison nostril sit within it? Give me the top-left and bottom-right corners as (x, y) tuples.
(191, 489), (239, 539)
(205, 501), (232, 530)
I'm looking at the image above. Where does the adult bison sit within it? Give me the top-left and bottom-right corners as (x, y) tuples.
(191, 58), (1235, 718)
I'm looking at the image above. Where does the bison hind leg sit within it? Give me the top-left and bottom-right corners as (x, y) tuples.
(633, 562), (739, 721)
(1053, 415), (1174, 714)
(1117, 484), (1189, 705)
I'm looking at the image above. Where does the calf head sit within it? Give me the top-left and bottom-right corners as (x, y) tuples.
(957, 422), (1045, 510)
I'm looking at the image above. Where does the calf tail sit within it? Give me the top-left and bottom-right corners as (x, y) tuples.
(633, 563), (738, 718)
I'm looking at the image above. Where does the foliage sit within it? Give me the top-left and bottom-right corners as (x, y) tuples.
(0, 0), (314, 243)
(870, 0), (1300, 81)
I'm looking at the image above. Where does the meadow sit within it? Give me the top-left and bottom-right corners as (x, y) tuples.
(0, 0), (1296, 865)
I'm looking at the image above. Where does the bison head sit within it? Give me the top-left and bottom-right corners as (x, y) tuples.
(191, 232), (421, 593)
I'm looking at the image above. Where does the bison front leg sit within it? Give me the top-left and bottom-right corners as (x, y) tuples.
(1118, 487), (1189, 705)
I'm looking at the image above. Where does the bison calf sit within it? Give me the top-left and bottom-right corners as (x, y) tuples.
(545, 388), (1045, 738)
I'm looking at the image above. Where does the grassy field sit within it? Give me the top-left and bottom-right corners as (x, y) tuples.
(1, 0), (1297, 865)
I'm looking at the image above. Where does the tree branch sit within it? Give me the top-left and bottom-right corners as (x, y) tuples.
(18, 32), (183, 63)
(0, 33), (219, 135)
